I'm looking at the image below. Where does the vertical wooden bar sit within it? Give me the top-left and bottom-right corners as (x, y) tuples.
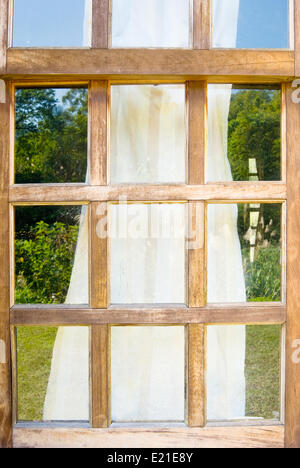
(92, 0), (110, 49)
(187, 324), (206, 427)
(91, 325), (110, 428)
(188, 202), (205, 307)
(285, 83), (300, 448)
(0, 0), (9, 73)
(88, 81), (108, 186)
(90, 202), (108, 308)
(188, 81), (207, 185)
(295, 0), (300, 75)
(193, 0), (211, 49)
(0, 81), (12, 448)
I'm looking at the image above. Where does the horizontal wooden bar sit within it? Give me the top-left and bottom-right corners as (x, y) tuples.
(13, 425), (284, 448)
(9, 182), (287, 203)
(10, 304), (286, 325)
(3, 49), (294, 79)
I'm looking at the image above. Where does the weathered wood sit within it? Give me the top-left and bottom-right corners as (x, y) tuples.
(89, 81), (108, 185)
(9, 182), (287, 203)
(10, 304), (286, 326)
(188, 203), (205, 307)
(188, 82), (206, 185)
(13, 425), (284, 448)
(0, 0), (9, 74)
(187, 325), (206, 427)
(4, 49), (294, 78)
(285, 83), (300, 448)
(0, 80), (11, 448)
(91, 325), (110, 428)
(295, 0), (300, 76)
(90, 203), (108, 308)
(92, 0), (110, 49)
(193, 0), (211, 49)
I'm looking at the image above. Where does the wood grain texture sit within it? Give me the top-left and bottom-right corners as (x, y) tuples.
(9, 182), (287, 203)
(92, 0), (110, 49)
(295, 0), (300, 76)
(285, 83), (300, 448)
(188, 82), (206, 185)
(4, 49), (294, 78)
(10, 304), (286, 326)
(90, 202), (108, 308)
(188, 203), (205, 307)
(187, 325), (206, 427)
(13, 425), (284, 448)
(0, 81), (11, 447)
(91, 325), (110, 428)
(0, 0), (9, 73)
(193, 0), (211, 49)
(89, 81), (108, 185)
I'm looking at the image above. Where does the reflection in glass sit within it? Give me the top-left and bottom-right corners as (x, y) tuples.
(207, 204), (282, 303)
(111, 326), (185, 422)
(112, 0), (190, 48)
(110, 204), (186, 304)
(15, 205), (88, 305)
(207, 85), (281, 182)
(213, 0), (290, 49)
(13, 0), (91, 47)
(17, 326), (89, 422)
(207, 325), (282, 421)
(15, 88), (88, 184)
(110, 85), (186, 184)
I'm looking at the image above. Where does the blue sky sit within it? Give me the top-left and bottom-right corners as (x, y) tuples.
(13, 0), (290, 49)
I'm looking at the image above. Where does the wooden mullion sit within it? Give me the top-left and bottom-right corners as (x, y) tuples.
(187, 324), (206, 427)
(0, 79), (11, 448)
(188, 202), (206, 307)
(92, 0), (110, 49)
(90, 202), (108, 308)
(285, 83), (300, 448)
(193, 0), (211, 49)
(0, 0), (9, 74)
(88, 81), (108, 186)
(188, 81), (207, 185)
(294, 0), (300, 75)
(91, 325), (110, 428)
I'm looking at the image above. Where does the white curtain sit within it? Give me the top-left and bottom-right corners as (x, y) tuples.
(112, 0), (190, 48)
(206, 0), (246, 421)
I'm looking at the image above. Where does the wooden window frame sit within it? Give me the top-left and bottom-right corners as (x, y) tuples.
(0, 0), (299, 449)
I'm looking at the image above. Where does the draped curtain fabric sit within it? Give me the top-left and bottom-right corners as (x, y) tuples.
(44, 0), (246, 422)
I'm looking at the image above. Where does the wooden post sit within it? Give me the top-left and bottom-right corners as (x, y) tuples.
(92, 0), (111, 49)
(294, 0), (300, 76)
(0, 80), (12, 448)
(285, 83), (300, 448)
(0, 0), (9, 74)
(193, 0), (211, 50)
(188, 81), (207, 185)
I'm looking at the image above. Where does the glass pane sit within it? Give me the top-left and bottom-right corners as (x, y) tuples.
(207, 325), (282, 421)
(17, 326), (89, 422)
(111, 0), (190, 48)
(207, 85), (281, 182)
(213, 0), (290, 49)
(207, 204), (282, 302)
(15, 205), (88, 305)
(110, 85), (186, 184)
(110, 204), (186, 304)
(111, 326), (185, 422)
(13, 0), (91, 47)
(15, 88), (88, 184)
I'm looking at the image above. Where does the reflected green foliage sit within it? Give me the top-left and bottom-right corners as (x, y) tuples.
(15, 221), (79, 304)
(228, 89), (281, 181)
(15, 88), (88, 183)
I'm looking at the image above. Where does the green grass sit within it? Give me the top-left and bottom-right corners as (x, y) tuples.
(17, 325), (281, 421)
(17, 327), (58, 421)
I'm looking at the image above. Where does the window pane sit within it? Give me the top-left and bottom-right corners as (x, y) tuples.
(111, 326), (185, 422)
(15, 88), (88, 184)
(110, 85), (186, 184)
(17, 326), (89, 422)
(207, 85), (281, 182)
(110, 204), (186, 304)
(15, 205), (88, 305)
(13, 0), (90, 47)
(112, 0), (190, 48)
(213, 0), (290, 49)
(207, 325), (282, 421)
(207, 204), (282, 302)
